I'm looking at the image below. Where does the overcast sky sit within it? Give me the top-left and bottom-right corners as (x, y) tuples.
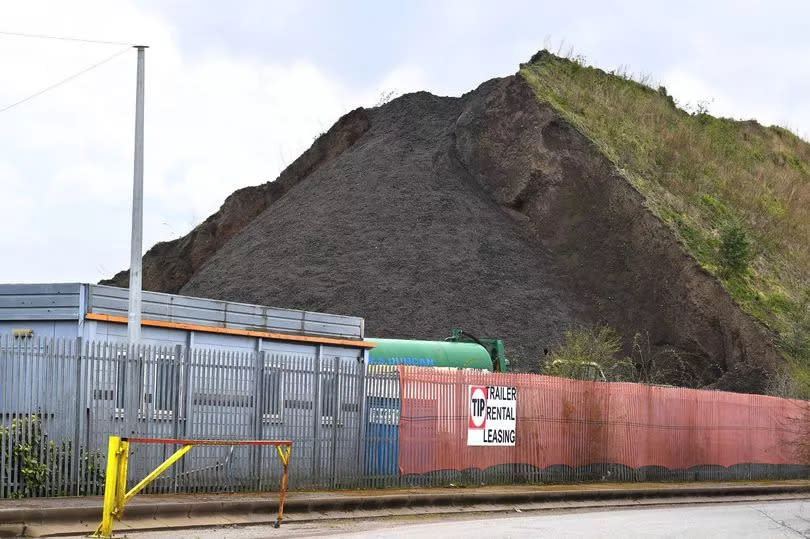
(1, 0), (808, 284)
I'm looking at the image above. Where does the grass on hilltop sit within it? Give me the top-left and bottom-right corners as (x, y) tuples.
(520, 52), (810, 394)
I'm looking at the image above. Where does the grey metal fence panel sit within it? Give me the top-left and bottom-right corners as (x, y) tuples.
(1, 336), (379, 498)
(15, 338), (369, 495)
(0, 336), (83, 496)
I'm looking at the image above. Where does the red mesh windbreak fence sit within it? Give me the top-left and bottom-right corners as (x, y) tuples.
(398, 367), (809, 475)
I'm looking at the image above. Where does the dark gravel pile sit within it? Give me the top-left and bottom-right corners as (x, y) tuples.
(107, 65), (781, 385)
(180, 88), (587, 370)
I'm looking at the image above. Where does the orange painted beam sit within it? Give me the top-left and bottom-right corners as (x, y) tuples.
(85, 312), (375, 349)
(126, 437), (292, 446)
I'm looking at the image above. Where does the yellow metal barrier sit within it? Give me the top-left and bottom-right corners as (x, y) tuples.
(93, 436), (292, 538)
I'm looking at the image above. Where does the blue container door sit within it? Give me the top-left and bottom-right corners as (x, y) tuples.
(364, 396), (399, 480)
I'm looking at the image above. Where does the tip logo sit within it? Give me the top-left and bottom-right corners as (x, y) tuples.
(469, 386), (487, 429)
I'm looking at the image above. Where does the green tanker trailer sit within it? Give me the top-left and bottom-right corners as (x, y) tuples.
(366, 329), (509, 372)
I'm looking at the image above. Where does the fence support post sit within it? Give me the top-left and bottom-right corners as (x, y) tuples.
(72, 337), (83, 496)
(253, 350), (265, 490)
(171, 344), (183, 491)
(312, 345), (322, 484)
(355, 353), (367, 487)
(331, 360), (340, 489)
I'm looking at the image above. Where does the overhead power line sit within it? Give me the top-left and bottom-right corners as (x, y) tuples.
(0, 30), (134, 46)
(0, 46), (132, 114)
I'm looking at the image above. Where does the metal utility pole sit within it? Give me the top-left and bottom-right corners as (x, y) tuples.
(127, 45), (147, 344)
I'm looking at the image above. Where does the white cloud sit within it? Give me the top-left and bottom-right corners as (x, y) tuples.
(0, 1), (416, 284)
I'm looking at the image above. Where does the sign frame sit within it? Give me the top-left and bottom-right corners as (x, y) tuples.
(467, 384), (517, 446)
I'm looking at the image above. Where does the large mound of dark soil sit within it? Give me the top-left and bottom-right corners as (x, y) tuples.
(103, 67), (779, 390)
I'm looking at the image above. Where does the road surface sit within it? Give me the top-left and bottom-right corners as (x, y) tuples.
(77, 499), (810, 538)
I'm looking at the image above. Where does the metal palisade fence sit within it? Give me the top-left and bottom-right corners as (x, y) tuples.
(0, 336), (399, 497)
(4, 336), (810, 499)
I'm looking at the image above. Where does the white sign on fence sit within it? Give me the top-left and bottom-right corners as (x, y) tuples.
(467, 385), (517, 446)
(369, 406), (400, 425)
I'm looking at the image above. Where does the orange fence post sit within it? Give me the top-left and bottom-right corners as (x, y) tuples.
(273, 443), (292, 528)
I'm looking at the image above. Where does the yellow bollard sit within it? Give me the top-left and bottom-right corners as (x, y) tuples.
(94, 436), (122, 538)
(113, 440), (129, 519)
(93, 438), (291, 535)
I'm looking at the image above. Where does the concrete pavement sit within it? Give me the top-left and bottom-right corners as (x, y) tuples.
(58, 498), (810, 538)
(316, 499), (810, 538)
(3, 481), (810, 537)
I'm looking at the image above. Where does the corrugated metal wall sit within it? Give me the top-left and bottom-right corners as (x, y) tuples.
(0, 283), (82, 321)
(398, 367), (810, 483)
(0, 283), (365, 340)
(86, 285), (364, 339)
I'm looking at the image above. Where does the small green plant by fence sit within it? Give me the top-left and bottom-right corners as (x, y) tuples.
(0, 414), (104, 498)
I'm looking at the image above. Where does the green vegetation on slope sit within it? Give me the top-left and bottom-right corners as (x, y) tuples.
(520, 52), (810, 388)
